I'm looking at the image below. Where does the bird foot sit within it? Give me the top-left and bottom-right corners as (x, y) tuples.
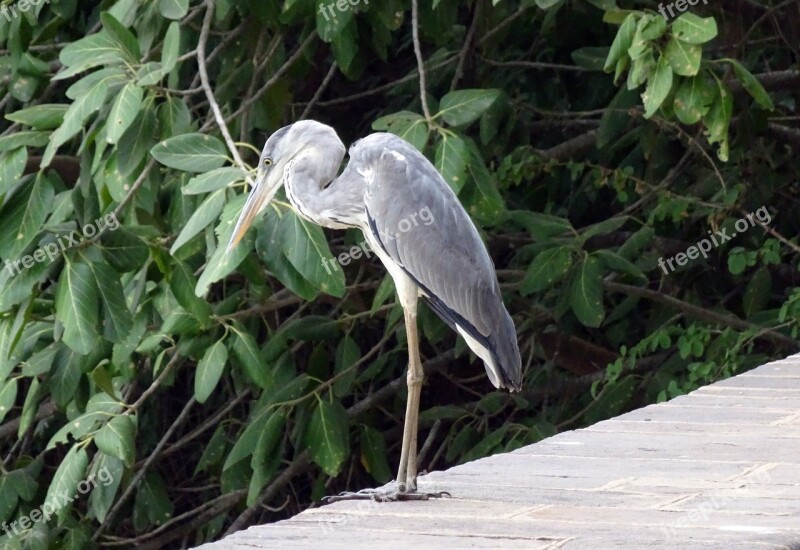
(321, 481), (451, 503)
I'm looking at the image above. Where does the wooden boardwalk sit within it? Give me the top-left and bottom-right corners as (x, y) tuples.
(198, 354), (800, 549)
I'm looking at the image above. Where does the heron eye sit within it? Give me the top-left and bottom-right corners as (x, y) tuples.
(263, 158), (273, 166)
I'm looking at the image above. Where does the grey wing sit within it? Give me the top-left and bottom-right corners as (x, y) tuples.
(350, 134), (522, 390)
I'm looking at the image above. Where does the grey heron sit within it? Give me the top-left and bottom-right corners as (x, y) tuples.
(227, 120), (522, 500)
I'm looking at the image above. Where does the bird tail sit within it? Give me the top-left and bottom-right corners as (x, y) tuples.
(488, 305), (523, 392)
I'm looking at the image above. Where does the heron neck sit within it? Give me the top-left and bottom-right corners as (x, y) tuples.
(284, 150), (363, 229)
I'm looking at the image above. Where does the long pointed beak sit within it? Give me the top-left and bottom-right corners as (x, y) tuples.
(226, 166), (280, 252)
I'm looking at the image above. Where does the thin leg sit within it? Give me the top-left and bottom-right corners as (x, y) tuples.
(396, 305), (423, 492)
(321, 300), (449, 503)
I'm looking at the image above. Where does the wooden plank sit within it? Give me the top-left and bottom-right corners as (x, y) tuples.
(195, 353), (800, 550)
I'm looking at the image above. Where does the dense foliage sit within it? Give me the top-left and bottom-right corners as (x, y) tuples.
(0, 0), (798, 547)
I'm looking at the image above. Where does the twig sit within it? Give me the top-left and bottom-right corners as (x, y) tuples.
(129, 351), (182, 412)
(221, 32), (317, 127)
(450, 0), (482, 91)
(93, 397), (198, 541)
(603, 281), (798, 350)
(300, 62), (338, 120)
(134, 390), (250, 468)
(223, 451), (312, 535)
(481, 57), (591, 73)
(411, 0), (433, 123)
(196, 0), (253, 186)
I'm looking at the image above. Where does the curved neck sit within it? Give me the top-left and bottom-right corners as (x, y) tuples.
(284, 147), (364, 229)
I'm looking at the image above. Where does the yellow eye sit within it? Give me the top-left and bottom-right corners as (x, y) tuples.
(263, 158), (273, 166)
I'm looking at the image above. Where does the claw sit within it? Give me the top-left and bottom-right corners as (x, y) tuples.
(321, 482), (451, 504)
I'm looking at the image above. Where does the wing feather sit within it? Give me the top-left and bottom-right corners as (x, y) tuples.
(345, 134), (521, 390)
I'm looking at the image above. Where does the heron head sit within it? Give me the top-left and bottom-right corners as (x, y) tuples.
(226, 120), (344, 251)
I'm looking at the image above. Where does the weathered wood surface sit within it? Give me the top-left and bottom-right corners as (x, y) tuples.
(198, 354), (800, 549)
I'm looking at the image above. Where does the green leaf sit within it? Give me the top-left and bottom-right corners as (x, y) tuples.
(58, 32), (126, 71)
(594, 250), (646, 280)
(604, 13), (637, 72)
(331, 17), (359, 75)
(571, 46), (610, 71)
(118, 101), (157, 176)
(743, 267), (771, 317)
(194, 340), (228, 404)
(508, 211), (573, 240)
(642, 54), (673, 118)
(195, 196), (253, 297)
(6, 469), (37, 501)
(0, 378), (17, 425)
(434, 132), (468, 193)
(372, 111), (429, 151)
(255, 215), (319, 301)
(664, 37), (701, 77)
(184, 167), (245, 195)
(628, 15), (652, 59)
(0, 474), (19, 521)
(159, 0), (189, 20)
(170, 189), (226, 254)
(85, 260), (134, 343)
(134, 472), (173, 529)
(195, 425), (227, 474)
(151, 133), (229, 172)
(100, 227), (149, 273)
(0, 172), (55, 259)
(170, 260), (212, 321)
(570, 256), (605, 327)
(316, 0), (354, 41)
(230, 327), (270, 389)
(520, 246), (574, 295)
(161, 22), (182, 74)
(0, 131), (51, 152)
(47, 393), (124, 449)
(305, 399), (349, 476)
(105, 83), (144, 144)
(727, 59), (774, 110)
(674, 72), (716, 124)
(580, 216), (629, 240)
(371, 274), (395, 314)
(18, 378), (44, 437)
(279, 212), (346, 297)
(55, 259), (100, 354)
(437, 89), (501, 127)
(5, 104), (68, 129)
(597, 87), (639, 147)
(582, 375), (637, 424)
(95, 415), (136, 467)
(0, 148), (27, 195)
(43, 78), (110, 167)
(671, 13), (718, 45)
(45, 445), (89, 521)
(100, 12), (140, 64)
(703, 80), (733, 161)
(50, 346), (83, 407)
(360, 425), (392, 483)
(88, 453), (124, 522)
(224, 409), (285, 470)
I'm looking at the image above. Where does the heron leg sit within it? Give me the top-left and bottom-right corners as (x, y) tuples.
(321, 301), (450, 504)
(396, 304), (423, 492)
